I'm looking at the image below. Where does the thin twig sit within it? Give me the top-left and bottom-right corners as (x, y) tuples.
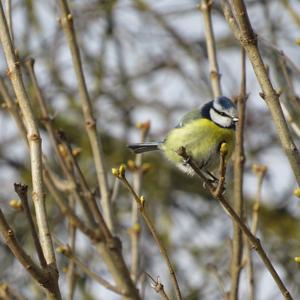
(145, 273), (171, 300)
(244, 164), (267, 300)
(5, 0), (13, 42)
(130, 121), (150, 282)
(14, 183), (47, 268)
(112, 166), (183, 300)
(56, 132), (112, 240)
(43, 168), (102, 242)
(25, 58), (98, 228)
(200, 0), (222, 97)
(244, 234), (255, 300)
(0, 209), (50, 291)
(0, 77), (27, 138)
(281, 104), (300, 139)
(94, 241), (141, 300)
(134, 0), (199, 60)
(57, 0), (114, 232)
(258, 36), (300, 78)
(230, 48), (247, 300)
(56, 243), (127, 296)
(177, 147), (293, 300)
(281, 0), (300, 27)
(66, 196), (77, 300)
(206, 264), (228, 299)
(251, 165), (267, 235)
(0, 282), (27, 300)
(213, 143), (228, 197)
(277, 57), (300, 113)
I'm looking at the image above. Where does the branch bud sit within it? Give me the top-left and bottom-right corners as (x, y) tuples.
(111, 168), (119, 177)
(119, 164), (126, 178)
(293, 188), (300, 198)
(140, 195), (145, 208)
(220, 142), (228, 156)
(9, 199), (23, 211)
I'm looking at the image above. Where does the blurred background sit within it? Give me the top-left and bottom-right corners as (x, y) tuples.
(0, 1), (300, 299)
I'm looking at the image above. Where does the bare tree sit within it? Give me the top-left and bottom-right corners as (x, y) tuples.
(0, 1), (299, 299)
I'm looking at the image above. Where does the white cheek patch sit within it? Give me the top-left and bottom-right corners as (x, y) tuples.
(210, 109), (232, 128)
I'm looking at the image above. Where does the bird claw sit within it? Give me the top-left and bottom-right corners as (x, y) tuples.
(217, 183), (226, 195)
(202, 178), (226, 194)
(182, 157), (191, 166)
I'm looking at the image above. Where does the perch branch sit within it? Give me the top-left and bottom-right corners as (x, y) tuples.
(177, 147), (293, 300)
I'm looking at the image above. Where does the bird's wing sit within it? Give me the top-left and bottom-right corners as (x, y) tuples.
(175, 109), (202, 128)
(175, 101), (213, 128)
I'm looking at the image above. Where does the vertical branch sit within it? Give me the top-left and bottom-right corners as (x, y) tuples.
(57, 0), (114, 232)
(66, 196), (77, 300)
(130, 122), (150, 282)
(5, 0), (13, 42)
(200, 0), (222, 97)
(25, 59), (98, 228)
(244, 235), (255, 300)
(251, 165), (267, 236)
(0, 0), (58, 274)
(244, 164), (267, 300)
(230, 48), (247, 300)
(0, 5), (61, 298)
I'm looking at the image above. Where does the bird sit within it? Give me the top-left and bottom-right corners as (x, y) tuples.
(128, 96), (238, 178)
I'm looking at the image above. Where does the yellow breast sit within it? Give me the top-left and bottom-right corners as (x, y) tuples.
(161, 118), (235, 171)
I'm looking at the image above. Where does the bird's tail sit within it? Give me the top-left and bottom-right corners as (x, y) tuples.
(128, 142), (160, 154)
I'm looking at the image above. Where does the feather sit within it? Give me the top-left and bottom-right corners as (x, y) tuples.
(128, 142), (160, 154)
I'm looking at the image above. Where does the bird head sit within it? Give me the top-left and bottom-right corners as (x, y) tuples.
(210, 96), (239, 128)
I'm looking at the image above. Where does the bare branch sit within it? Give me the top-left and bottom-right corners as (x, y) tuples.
(112, 165), (183, 300)
(0, 209), (58, 298)
(230, 48), (247, 300)
(146, 273), (171, 300)
(177, 147), (293, 300)
(57, 244), (127, 297)
(222, 0), (300, 186)
(130, 121), (150, 282)
(57, 0), (113, 231)
(200, 0), (222, 97)
(14, 183), (47, 268)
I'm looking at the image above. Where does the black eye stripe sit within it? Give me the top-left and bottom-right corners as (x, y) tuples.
(212, 107), (230, 118)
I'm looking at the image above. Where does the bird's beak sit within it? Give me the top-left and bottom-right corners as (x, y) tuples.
(232, 117), (239, 123)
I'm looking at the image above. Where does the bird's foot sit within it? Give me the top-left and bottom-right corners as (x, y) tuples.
(182, 157), (191, 166)
(202, 175), (226, 195)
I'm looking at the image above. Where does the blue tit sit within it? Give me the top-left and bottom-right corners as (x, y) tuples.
(128, 96), (238, 177)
